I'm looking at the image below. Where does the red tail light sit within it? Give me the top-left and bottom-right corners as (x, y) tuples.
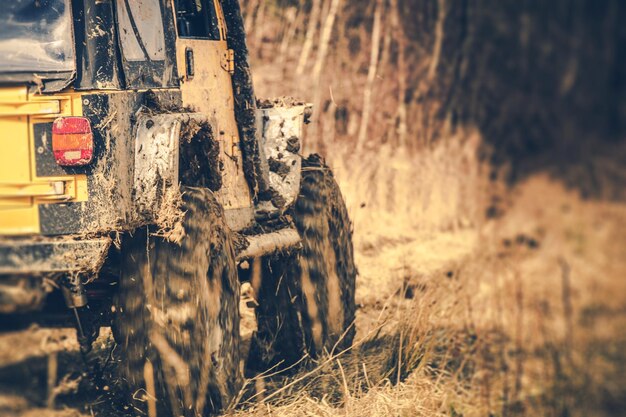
(52, 117), (94, 166)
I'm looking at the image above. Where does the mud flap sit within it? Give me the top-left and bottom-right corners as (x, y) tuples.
(255, 103), (311, 211)
(133, 113), (207, 225)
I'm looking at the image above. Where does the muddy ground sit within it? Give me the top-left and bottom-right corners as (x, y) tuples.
(0, 172), (624, 416)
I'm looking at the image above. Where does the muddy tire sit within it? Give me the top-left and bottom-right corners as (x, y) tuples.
(248, 155), (357, 372)
(113, 187), (242, 416)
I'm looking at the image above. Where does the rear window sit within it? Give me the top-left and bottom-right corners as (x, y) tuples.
(115, 0), (166, 62)
(113, 0), (178, 89)
(0, 0), (74, 73)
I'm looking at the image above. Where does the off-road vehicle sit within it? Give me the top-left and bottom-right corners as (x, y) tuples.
(0, 1), (356, 415)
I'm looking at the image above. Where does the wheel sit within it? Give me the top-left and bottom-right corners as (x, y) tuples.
(248, 154), (357, 372)
(113, 187), (242, 416)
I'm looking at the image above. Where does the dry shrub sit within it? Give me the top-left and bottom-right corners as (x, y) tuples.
(329, 128), (487, 242)
(231, 268), (480, 416)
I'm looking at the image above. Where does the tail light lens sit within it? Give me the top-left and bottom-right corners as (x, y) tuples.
(52, 117), (94, 166)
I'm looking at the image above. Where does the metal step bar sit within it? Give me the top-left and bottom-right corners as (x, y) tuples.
(236, 227), (301, 261)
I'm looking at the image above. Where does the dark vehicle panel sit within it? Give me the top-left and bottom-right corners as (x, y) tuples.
(112, 0), (179, 89)
(0, 0), (75, 91)
(71, 0), (124, 90)
(73, 0), (179, 91)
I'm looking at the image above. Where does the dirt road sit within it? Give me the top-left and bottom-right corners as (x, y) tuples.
(0, 174), (624, 416)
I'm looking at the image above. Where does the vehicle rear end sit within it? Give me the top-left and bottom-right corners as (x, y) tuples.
(0, 0), (184, 319)
(0, 2), (96, 318)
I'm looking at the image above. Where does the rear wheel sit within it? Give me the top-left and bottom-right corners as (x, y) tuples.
(113, 187), (242, 416)
(248, 155), (357, 372)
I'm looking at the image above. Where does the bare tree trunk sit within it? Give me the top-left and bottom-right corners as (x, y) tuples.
(243, 0), (260, 33)
(312, 0), (340, 82)
(309, 0), (342, 151)
(253, 0), (267, 48)
(356, 0), (383, 152)
(279, 6), (301, 66)
(428, 0), (446, 80)
(379, 4), (392, 78)
(295, 0), (323, 76)
(392, 0), (408, 148)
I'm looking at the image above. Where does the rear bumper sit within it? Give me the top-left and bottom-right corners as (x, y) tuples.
(0, 237), (111, 275)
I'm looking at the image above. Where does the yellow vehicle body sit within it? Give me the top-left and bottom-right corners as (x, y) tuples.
(0, 0), (252, 237)
(0, 87), (88, 235)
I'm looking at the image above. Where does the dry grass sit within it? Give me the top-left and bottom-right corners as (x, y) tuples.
(226, 167), (626, 417)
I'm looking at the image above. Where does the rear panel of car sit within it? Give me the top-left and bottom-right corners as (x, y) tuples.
(0, 87), (87, 235)
(0, 0), (255, 237)
(0, 0), (183, 237)
(0, 88), (183, 236)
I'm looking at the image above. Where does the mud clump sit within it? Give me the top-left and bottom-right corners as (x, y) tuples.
(179, 120), (223, 192)
(286, 136), (301, 153)
(269, 188), (287, 209)
(257, 96), (305, 109)
(268, 157), (290, 180)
